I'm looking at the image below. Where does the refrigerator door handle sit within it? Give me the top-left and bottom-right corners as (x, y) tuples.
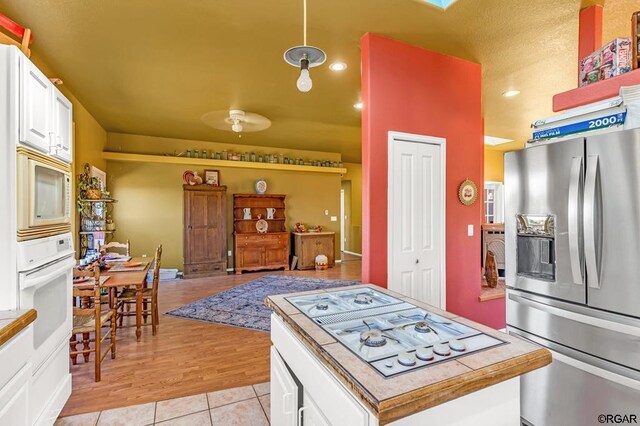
(508, 328), (640, 390)
(508, 292), (640, 337)
(584, 155), (601, 289)
(568, 157), (584, 285)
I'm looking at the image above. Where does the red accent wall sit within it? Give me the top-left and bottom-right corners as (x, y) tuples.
(361, 33), (505, 329)
(578, 6), (603, 62)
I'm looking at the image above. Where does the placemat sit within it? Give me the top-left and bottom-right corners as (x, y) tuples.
(108, 262), (148, 272)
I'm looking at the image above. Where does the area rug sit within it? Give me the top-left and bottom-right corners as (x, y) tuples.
(165, 275), (360, 332)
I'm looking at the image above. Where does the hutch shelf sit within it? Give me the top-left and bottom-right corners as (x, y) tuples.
(78, 198), (117, 258)
(233, 194), (290, 274)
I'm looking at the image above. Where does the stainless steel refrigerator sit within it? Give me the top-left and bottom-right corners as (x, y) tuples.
(505, 128), (640, 426)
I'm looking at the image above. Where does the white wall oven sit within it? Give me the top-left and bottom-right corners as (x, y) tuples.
(17, 233), (74, 425)
(17, 148), (72, 240)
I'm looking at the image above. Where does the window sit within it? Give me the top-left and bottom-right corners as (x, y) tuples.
(484, 182), (504, 224)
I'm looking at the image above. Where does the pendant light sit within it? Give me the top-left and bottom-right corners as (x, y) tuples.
(284, 0), (326, 92)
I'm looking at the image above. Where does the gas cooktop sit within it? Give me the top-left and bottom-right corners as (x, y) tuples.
(287, 288), (507, 377)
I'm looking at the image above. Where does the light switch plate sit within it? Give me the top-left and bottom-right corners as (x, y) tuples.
(331, 216), (338, 222)
(324, 209), (329, 216)
(467, 224), (474, 236)
(228, 250), (232, 256)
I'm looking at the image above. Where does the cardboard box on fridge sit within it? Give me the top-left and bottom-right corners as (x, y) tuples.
(579, 38), (632, 87)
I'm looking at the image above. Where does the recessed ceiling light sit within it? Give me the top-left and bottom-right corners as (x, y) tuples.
(329, 62), (347, 72)
(484, 136), (514, 146)
(354, 102), (363, 110)
(502, 90), (521, 97)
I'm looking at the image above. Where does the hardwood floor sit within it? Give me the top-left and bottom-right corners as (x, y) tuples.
(61, 260), (361, 417)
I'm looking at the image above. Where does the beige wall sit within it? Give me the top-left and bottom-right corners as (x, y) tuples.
(106, 134), (343, 270)
(342, 163), (362, 254)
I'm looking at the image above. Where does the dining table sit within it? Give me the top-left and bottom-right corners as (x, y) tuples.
(100, 257), (153, 342)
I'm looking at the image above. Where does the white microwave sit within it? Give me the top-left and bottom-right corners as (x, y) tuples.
(17, 148), (72, 240)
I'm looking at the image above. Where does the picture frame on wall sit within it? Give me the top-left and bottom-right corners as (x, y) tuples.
(204, 169), (220, 186)
(91, 166), (107, 191)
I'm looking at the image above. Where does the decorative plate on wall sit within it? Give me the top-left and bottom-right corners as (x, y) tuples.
(255, 178), (267, 194)
(458, 179), (478, 206)
(256, 219), (269, 233)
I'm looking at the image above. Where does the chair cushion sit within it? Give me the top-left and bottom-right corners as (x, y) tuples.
(118, 288), (153, 300)
(73, 311), (113, 334)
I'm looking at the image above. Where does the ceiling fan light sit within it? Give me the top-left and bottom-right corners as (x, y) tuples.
(231, 122), (243, 133)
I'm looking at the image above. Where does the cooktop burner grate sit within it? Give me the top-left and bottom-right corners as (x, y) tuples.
(311, 302), (416, 325)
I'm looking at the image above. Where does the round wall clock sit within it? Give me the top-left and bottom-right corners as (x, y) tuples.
(458, 179), (478, 206)
(255, 178), (267, 194)
(256, 219), (269, 233)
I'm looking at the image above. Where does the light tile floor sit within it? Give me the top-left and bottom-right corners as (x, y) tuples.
(55, 382), (271, 426)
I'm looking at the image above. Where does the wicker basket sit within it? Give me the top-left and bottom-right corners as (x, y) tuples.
(85, 189), (102, 200)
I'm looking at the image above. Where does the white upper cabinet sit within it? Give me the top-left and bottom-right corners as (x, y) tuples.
(18, 53), (73, 163)
(19, 59), (52, 153)
(51, 88), (73, 163)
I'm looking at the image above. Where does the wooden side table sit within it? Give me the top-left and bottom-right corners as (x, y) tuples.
(292, 232), (335, 270)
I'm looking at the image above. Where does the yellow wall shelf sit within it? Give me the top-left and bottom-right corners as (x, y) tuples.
(102, 152), (347, 175)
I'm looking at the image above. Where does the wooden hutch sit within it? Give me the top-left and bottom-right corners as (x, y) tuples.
(233, 194), (290, 274)
(183, 185), (227, 278)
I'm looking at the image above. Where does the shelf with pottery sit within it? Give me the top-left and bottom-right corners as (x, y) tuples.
(102, 152), (347, 175)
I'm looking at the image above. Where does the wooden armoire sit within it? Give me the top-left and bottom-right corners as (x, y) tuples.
(183, 185), (227, 278)
(233, 194), (290, 274)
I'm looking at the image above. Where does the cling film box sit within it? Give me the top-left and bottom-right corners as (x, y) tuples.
(579, 38), (632, 87)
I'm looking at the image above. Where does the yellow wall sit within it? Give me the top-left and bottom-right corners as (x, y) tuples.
(105, 134), (343, 269)
(342, 163), (362, 254)
(484, 149), (504, 182)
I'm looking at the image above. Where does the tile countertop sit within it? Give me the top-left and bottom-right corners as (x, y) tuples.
(265, 284), (551, 425)
(0, 309), (37, 348)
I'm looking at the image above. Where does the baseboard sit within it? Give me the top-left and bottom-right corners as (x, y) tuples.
(342, 250), (362, 257)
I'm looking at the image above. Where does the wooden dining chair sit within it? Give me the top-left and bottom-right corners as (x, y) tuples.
(70, 266), (117, 382)
(117, 245), (162, 335)
(99, 240), (131, 257)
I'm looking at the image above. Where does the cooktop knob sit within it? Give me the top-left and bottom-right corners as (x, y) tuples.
(397, 351), (417, 366)
(416, 347), (434, 361)
(433, 342), (451, 356)
(449, 339), (466, 352)
(384, 359), (394, 368)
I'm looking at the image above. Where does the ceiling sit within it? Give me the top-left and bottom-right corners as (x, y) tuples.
(0, 0), (636, 161)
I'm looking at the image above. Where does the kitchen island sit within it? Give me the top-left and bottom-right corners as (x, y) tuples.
(265, 285), (550, 425)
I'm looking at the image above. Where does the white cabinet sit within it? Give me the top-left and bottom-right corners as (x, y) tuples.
(18, 51), (73, 163)
(300, 391), (330, 426)
(0, 325), (33, 426)
(0, 365), (30, 426)
(271, 315), (370, 426)
(19, 59), (52, 153)
(51, 88), (73, 163)
(270, 346), (299, 426)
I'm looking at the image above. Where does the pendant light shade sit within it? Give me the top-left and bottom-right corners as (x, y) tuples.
(283, 0), (326, 93)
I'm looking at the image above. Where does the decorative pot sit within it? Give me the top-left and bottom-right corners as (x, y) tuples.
(315, 254), (329, 271)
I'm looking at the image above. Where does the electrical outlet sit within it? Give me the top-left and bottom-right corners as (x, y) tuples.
(228, 250), (232, 257)
(467, 224), (474, 236)
(331, 216), (337, 222)
(142, 254), (147, 258)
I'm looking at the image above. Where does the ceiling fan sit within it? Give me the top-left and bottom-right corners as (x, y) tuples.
(201, 109), (272, 135)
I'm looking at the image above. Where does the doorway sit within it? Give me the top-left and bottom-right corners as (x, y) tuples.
(340, 181), (361, 261)
(387, 131), (446, 308)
